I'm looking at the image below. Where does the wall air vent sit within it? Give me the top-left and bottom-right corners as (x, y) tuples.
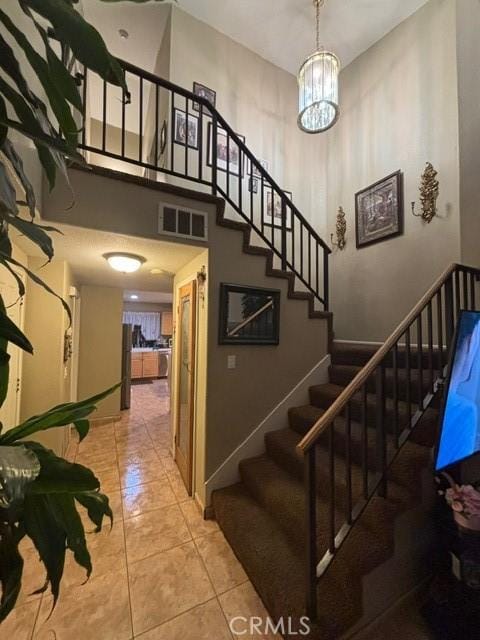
(158, 203), (208, 241)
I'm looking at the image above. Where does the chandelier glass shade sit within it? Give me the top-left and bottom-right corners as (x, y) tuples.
(297, 1), (340, 133)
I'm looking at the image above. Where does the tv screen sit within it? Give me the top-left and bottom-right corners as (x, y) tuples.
(436, 310), (480, 471)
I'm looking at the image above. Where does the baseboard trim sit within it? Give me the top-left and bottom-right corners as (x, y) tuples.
(204, 354), (331, 505)
(90, 414), (121, 427)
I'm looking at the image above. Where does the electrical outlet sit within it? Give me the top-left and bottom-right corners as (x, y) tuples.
(227, 355), (236, 370)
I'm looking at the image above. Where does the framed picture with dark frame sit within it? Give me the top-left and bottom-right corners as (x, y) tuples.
(263, 188), (293, 230)
(173, 108), (199, 150)
(355, 171), (404, 248)
(207, 123), (245, 176)
(192, 82), (216, 114)
(219, 283), (281, 346)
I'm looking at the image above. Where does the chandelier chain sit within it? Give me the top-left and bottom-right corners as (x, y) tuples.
(314, 0), (325, 51)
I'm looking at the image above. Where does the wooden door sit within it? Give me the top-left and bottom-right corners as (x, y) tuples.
(174, 281), (196, 494)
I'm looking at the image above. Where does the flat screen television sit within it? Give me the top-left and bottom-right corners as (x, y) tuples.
(436, 310), (480, 472)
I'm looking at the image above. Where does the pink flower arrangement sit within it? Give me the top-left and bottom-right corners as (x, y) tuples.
(439, 473), (480, 530)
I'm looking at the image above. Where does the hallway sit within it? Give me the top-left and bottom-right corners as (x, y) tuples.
(4, 380), (280, 640)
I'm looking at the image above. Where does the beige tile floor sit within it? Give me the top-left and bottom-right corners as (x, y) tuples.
(1, 380), (279, 640)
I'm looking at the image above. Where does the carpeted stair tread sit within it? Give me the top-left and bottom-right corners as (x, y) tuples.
(212, 482), (307, 620)
(288, 404), (325, 435)
(329, 364), (436, 402)
(239, 453), (346, 555)
(309, 383), (417, 432)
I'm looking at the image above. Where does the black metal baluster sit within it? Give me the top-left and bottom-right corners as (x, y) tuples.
(405, 326), (412, 425)
(170, 93), (175, 175)
(328, 423), (336, 552)
(154, 84), (159, 170)
(184, 96), (189, 177)
(445, 274), (455, 351)
(455, 269), (461, 321)
(416, 314), (424, 410)
(462, 270), (468, 310)
(471, 272), (476, 311)
(281, 196), (287, 271)
(139, 76), (143, 162)
(102, 79), (107, 151)
(211, 116), (218, 195)
(121, 84), (126, 158)
(316, 244), (319, 300)
(308, 235), (312, 289)
(376, 363), (387, 497)
(238, 148), (243, 216)
(392, 344), (399, 448)
(324, 248), (329, 311)
(427, 301), (434, 394)
(361, 385), (368, 499)
(226, 134), (230, 199)
(345, 404), (352, 524)
(81, 66), (87, 146)
(300, 223), (304, 280)
(198, 104), (203, 182)
(437, 289), (444, 371)
(305, 446), (318, 621)
(260, 174), (264, 235)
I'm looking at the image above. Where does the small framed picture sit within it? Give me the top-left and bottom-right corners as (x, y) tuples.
(249, 178), (258, 194)
(263, 189), (293, 230)
(192, 82), (216, 114)
(207, 123), (245, 176)
(160, 120), (167, 155)
(250, 158), (269, 178)
(173, 108), (199, 149)
(355, 171), (404, 248)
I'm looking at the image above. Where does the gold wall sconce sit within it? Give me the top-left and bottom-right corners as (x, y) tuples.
(197, 265), (207, 305)
(411, 162), (439, 223)
(331, 206), (347, 250)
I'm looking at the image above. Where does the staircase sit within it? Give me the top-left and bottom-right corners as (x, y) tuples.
(74, 61), (480, 639)
(213, 341), (439, 638)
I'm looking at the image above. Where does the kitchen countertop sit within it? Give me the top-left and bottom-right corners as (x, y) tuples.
(132, 348), (171, 353)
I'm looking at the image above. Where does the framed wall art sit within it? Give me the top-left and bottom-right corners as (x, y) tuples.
(192, 82), (216, 114)
(207, 123), (245, 176)
(263, 189), (293, 230)
(173, 108), (199, 149)
(355, 171), (404, 248)
(219, 283), (280, 345)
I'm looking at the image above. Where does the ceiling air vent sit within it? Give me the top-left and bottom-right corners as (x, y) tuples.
(158, 203), (208, 241)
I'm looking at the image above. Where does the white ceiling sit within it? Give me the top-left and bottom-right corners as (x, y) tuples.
(82, 0), (427, 75)
(124, 290), (173, 303)
(12, 223), (203, 293)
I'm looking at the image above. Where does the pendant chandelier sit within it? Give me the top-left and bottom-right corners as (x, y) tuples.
(297, 0), (340, 133)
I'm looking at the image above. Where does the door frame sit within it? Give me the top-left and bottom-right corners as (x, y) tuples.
(173, 279), (197, 495)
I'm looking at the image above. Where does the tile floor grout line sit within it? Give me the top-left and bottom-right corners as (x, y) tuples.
(28, 593), (43, 639)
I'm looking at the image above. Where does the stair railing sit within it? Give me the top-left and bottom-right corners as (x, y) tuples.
(77, 59), (331, 310)
(296, 262), (480, 620)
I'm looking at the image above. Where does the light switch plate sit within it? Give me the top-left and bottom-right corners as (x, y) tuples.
(227, 355), (236, 370)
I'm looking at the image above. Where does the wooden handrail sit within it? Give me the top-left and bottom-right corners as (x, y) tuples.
(297, 262), (479, 454)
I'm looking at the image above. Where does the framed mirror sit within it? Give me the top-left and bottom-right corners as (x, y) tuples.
(219, 283), (280, 345)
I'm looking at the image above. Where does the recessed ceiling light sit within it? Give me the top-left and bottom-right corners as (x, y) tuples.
(118, 29), (129, 40)
(130, 294), (139, 300)
(104, 253), (145, 273)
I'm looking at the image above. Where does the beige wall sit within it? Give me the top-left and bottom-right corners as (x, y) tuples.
(325, 0), (461, 341)
(21, 257), (73, 454)
(172, 250), (209, 505)
(88, 119), (144, 177)
(77, 285), (123, 418)
(456, 0), (480, 268)
(123, 301), (172, 314)
(168, 6), (326, 231)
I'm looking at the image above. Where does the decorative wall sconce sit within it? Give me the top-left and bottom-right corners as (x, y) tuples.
(411, 162), (439, 223)
(197, 265), (207, 305)
(331, 206), (347, 250)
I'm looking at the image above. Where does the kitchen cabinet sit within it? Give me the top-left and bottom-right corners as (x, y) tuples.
(161, 311), (173, 336)
(131, 350), (171, 379)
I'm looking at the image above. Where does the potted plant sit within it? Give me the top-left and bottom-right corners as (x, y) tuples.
(0, 0), (168, 623)
(441, 474), (480, 532)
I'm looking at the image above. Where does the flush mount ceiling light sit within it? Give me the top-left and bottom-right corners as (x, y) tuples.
(104, 253), (145, 273)
(298, 0), (340, 134)
(118, 28), (129, 40)
(130, 294), (139, 300)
